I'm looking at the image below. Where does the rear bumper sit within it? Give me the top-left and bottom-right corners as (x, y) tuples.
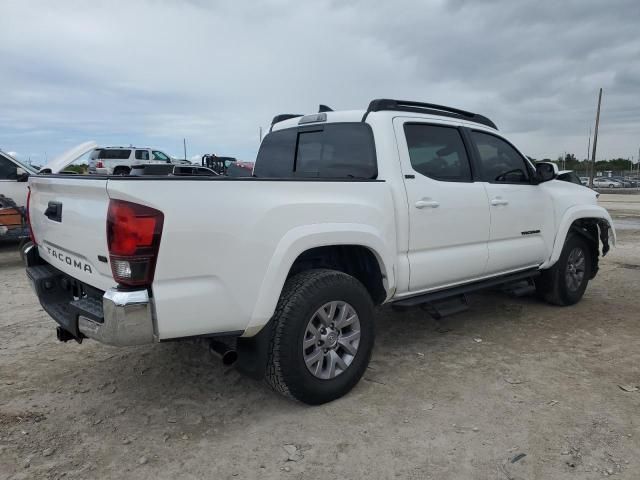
(23, 243), (156, 346)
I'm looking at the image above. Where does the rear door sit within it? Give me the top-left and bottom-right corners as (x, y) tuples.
(394, 118), (490, 291)
(467, 130), (549, 274)
(29, 176), (116, 291)
(134, 149), (151, 165)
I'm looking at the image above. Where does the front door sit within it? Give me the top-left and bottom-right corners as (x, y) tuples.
(467, 130), (549, 274)
(394, 118), (490, 292)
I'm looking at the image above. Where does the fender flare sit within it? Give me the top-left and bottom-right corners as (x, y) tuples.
(243, 223), (395, 336)
(540, 205), (616, 269)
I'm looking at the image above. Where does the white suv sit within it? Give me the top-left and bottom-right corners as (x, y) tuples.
(88, 147), (175, 175)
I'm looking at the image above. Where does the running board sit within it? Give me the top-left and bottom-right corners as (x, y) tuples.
(392, 268), (540, 308)
(502, 278), (537, 297)
(420, 294), (469, 320)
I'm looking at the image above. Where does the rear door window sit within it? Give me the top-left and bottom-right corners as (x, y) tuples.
(99, 149), (131, 160)
(135, 150), (149, 160)
(254, 123), (377, 179)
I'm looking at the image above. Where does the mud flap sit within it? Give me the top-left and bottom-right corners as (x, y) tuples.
(235, 320), (275, 380)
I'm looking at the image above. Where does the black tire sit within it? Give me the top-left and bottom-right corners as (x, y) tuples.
(535, 233), (592, 306)
(265, 269), (375, 405)
(113, 167), (130, 176)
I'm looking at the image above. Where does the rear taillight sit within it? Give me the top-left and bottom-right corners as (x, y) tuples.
(107, 199), (163, 288)
(26, 187), (36, 245)
(96, 161), (104, 168)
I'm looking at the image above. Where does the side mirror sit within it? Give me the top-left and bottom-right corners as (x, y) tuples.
(535, 162), (558, 183)
(16, 167), (30, 182)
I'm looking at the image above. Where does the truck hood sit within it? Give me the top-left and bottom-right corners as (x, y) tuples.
(40, 141), (97, 173)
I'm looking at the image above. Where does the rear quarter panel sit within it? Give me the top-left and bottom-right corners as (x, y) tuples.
(106, 179), (397, 339)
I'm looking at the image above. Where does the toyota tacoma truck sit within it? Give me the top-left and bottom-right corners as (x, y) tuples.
(23, 99), (615, 405)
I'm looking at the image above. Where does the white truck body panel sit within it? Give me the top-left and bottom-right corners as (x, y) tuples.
(27, 107), (615, 342)
(28, 177), (115, 291)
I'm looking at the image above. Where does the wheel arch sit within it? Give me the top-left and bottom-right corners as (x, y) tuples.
(541, 205), (615, 271)
(244, 224), (395, 336)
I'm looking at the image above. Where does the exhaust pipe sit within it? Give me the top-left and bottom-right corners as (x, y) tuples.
(209, 340), (238, 366)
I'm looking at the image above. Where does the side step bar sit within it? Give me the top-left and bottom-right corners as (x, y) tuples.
(392, 268), (540, 308)
(421, 294), (469, 320)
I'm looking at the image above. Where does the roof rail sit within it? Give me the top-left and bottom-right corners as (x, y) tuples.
(362, 98), (498, 130)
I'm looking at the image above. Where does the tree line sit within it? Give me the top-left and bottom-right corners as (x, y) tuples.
(526, 154), (636, 174)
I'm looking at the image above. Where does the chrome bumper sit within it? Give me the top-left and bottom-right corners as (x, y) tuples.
(23, 243), (156, 347)
(78, 289), (156, 346)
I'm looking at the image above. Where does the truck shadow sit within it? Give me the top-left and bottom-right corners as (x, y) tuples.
(57, 289), (553, 438)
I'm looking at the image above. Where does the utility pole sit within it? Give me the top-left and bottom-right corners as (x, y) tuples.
(259, 126), (263, 143)
(586, 128), (591, 177)
(183, 138), (187, 162)
(589, 88), (603, 187)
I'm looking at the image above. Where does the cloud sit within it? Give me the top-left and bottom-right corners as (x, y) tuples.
(0, 0), (638, 162)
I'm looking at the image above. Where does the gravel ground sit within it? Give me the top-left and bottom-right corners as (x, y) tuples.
(1, 195), (639, 480)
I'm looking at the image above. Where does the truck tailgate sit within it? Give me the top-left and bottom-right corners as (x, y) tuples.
(29, 176), (116, 292)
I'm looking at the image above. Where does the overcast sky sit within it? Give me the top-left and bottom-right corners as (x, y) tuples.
(1, 0), (639, 165)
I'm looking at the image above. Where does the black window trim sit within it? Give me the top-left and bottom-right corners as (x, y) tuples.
(402, 121), (475, 184)
(465, 128), (537, 185)
(0, 152), (19, 180)
(258, 122), (378, 180)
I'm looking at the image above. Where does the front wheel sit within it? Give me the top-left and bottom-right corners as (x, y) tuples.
(535, 233), (592, 306)
(265, 269), (375, 405)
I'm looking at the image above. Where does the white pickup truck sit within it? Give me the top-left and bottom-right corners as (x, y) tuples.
(24, 99), (615, 404)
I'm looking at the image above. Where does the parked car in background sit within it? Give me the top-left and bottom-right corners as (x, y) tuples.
(1, 142), (96, 208)
(129, 164), (218, 176)
(88, 146), (176, 175)
(0, 149), (37, 208)
(579, 176), (589, 186)
(592, 177), (623, 188)
(556, 170), (583, 186)
(226, 161), (254, 177)
(611, 176), (636, 188)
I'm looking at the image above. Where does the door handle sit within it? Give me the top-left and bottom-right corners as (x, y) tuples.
(44, 201), (63, 222)
(490, 197), (509, 206)
(415, 199), (440, 209)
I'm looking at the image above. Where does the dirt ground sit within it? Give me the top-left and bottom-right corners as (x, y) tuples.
(1, 194), (639, 480)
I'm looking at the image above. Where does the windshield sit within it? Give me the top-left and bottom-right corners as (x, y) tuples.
(0, 151), (38, 174)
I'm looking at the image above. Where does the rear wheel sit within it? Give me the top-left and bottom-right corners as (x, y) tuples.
(535, 233), (592, 306)
(112, 167), (130, 176)
(265, 269), (375, 405)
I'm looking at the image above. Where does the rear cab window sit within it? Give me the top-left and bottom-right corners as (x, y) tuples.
(254, 123), (377, 179)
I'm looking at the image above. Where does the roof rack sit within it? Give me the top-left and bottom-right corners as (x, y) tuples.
(362, 99), (498, 130)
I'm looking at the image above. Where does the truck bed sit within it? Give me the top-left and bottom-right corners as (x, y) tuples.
(28, 174), (397, 339)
